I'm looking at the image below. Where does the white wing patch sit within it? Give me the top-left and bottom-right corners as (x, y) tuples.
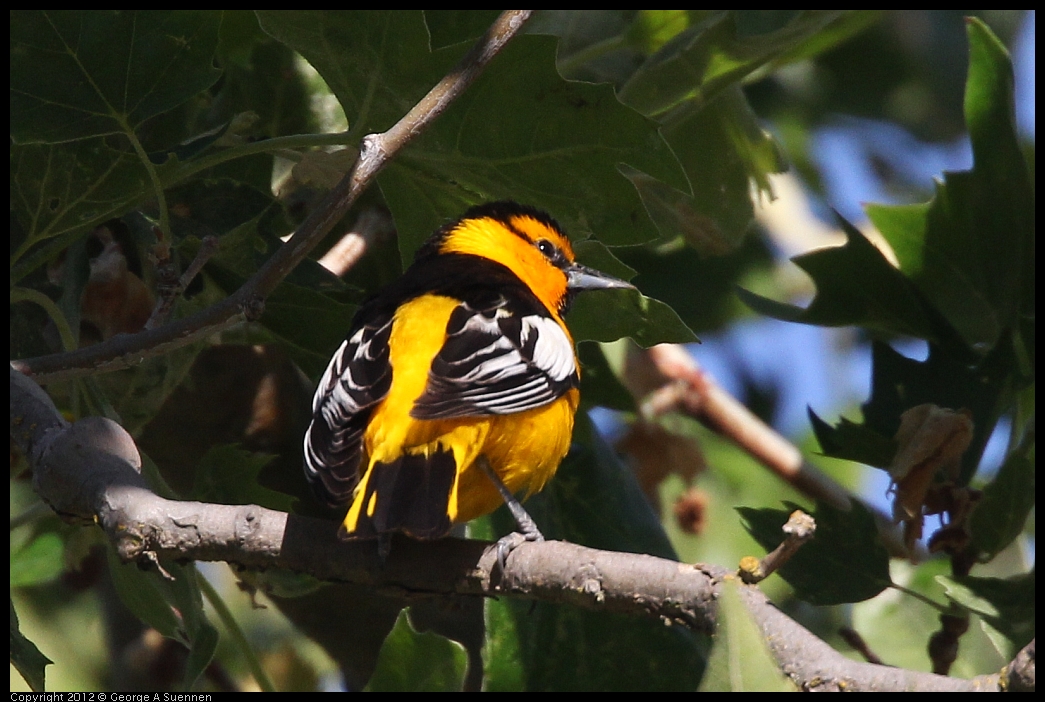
(411, 300), (578, 419)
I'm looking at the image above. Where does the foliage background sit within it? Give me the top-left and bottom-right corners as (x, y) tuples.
(10, 10), (1034, 691)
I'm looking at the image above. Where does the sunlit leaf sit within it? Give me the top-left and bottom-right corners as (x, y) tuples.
(865, 19), (1034, 353)
(699, 580), (794, 691)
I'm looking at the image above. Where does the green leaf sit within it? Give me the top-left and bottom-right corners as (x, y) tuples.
(699, 580), (794, 691)
(182, 617), (220, 690)
(865, 19), (1034, 353)
(10, 599), (53, 692)
(968, 434), (1034, 562)
(10, 532), (65, 588)
(568, 288), (698, 347)
(87, 292), (212, 436)
(808, 408), (896, 469)
(380, 35), (692, 259)
(938, 571), (1035, 651)
(105, 543), (198, 645)
(10, 141), (154, 278)
(425, 10), (502, 50)
(10, 11), (223, 144)
(618, 11), (858, 117)
(192, 444), (295, 513)
(104, 546), (218, 688)
(738, 501), (892, 605)
(366, 609), (468, 692)
(627, 86), (788, 253)
(168, 178), (282, 243)
(257, 11), (451, 138)
(577, 342), (636, 412)
(737, 215), (965, 349)
(203, 247), (359, 379)
(262, 281), (360, 378)
(484, 595), (704, 691)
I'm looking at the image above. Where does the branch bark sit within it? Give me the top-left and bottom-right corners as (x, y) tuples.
(11, 365), (1012, 692)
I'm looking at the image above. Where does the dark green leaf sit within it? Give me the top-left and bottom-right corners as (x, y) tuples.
(577, 342), (636, 413)
(568, 289), (697, 347)
(808, 408), (896, 469)
(425, 10), (502, 50)
(167, 179), (280, 242)
(486, 593), (704, 691)
(939, 571), (1035, 651)
(11, 11), (222, 144)
(859, 340), (1011, 484)
(737, 215), (966, 350)
(738, 501), (892, 605)
(565, 240), (698, 347)
(572, 239), (638, 281)
(367, 610), (468, 692)
(257, 10), (450, 138)
(182, 617), (220, 690)
(380, 33), (691, 259)
(261, 11), (689, 257)
(865, 19), (1034, 353)
(10, 600), (52, 692)
(529, 10), (642, 86)
(969, 434), (1034, 562)
(262, 281), (360, 378)
(203, 256), (358, 379)
(192, 444), (295, 513)
(627, 86), (788, 254)
(105, 543), (209, 648)
(10, 141), (155, 280)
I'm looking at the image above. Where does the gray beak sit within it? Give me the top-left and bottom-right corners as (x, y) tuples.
(566, 263), (636, 292)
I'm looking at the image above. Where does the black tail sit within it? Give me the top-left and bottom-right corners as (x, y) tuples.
(344, 450), (457, 540)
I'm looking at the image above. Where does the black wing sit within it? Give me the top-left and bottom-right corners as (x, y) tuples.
(411, 294), (579, 420)
(303, 313), (393, 507)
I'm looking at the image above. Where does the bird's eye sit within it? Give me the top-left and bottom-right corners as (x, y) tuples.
(536, 239), (556, 259)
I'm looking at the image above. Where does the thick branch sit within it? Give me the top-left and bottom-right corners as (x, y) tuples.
(10, 365), (1008, 692)
(12, 10), (535, 385)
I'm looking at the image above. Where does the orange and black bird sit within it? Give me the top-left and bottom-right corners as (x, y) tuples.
(303, 201), (633, 555)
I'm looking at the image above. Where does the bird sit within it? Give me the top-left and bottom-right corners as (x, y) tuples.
(303, 201), (634, 557)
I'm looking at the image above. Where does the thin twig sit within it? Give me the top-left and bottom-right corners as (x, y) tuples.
(145, 235), (220, 330)
(738, 509), (816, 584)
(839, 627), (885, 665)
(13, 10), (535, 385)
(628, 344), (854, 510)
(625, 344), (918, 559)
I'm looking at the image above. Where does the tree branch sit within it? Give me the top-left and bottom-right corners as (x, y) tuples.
(10, 365), (1011, 692)
(12, 10), (535, 386)
(624, 343), (918, 558)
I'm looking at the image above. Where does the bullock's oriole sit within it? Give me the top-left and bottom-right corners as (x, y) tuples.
(303, 201), (633, 553)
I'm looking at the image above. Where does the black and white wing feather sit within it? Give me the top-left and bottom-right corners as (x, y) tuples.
(304, 314), (393, 506)
(411, 295), (578, 420)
